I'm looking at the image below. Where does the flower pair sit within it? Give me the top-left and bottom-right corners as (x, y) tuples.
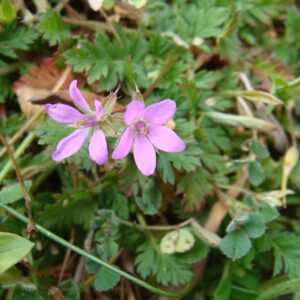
(45, 80), (185, 176)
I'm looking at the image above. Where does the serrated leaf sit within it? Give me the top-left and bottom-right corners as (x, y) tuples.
(169, 144), (201, 171)
(242, 213), (266, 239)
(260, 203), (279, 223)
(251, 139), (270, 159)
(135, 243), (156, 278)
(135, 242), (192, 286)
(94, 267), (120, 291)
(39, 190), (98, 229)
(0, 23), (38, 58)
(135, 179), (162, 215)
(11, 286), (43, 300)
(220, 230), (252, 260)
(38, 9), (70, 46)
(177, 167), (213, 211)
(157, 153), (175, 184)
(249, 161), (265, 186)
(272, 233), (300, 278)
(60, 280), (80, 300)
(0, 233), (34, 275)
(65, 32), (148, 91)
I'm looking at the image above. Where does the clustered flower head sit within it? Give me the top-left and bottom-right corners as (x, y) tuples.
(45, 80), (185, 176)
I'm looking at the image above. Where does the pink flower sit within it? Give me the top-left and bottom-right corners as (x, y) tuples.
(112, 99), (185, 176)
(45, 80), (108, 165)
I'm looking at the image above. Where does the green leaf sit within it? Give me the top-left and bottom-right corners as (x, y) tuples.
(60, 280), (80, 300)
(135, 242), (192, 286)
(205, 112), (277, 133)
(248, 161), (265, 186)
(157, 153), (175, 185)
(177, 167), (213, 211)
(39, 190), (98, 229)
(213, 263), (231, 300)
(237, 90), (282, 106)
(103, 187), (129, 220)
(0, 181), (32, 204)
(94, 267), (120, 291)
(242, 213), (266, 239)
(260, 203), (279, 223)
(220, 230), (252, 260)
(175, 231), (209, 264)
(0, 23), (38, 58)
(0, 232), (34, 275)
(251, 139), (270, 159)
(12, 285), (42, 300)
(135, 243), (156, 279)
(0, 0), (16, 24)
(272, 233), (300, 278)
(135, 179), (162, 215)
(38, 9), (70, 46)
(65, 32), (148, 91)
(169, 144), (201, 172)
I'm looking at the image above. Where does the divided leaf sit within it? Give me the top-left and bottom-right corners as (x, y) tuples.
(0, 23), (38, 58)
(38, 9), (70, 45)
(135, 179), (162, 215)
(272, 233), (300, 278)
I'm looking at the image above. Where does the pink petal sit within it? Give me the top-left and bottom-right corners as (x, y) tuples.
(133, 135), (156, 176)
(69, 80), (91, 112)
(144, 99), (176, 125)
(45, 103), (83, 125)
(148, 125), (185, 152)
(89, 128), (108, 165)
(52, 128), (89, 161)
(112, 127), (134, 159)
(124, 100), (144, 125)
(94, 100), (103, 119)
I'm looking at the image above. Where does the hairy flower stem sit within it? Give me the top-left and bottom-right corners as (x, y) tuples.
(0, 134), (35, 236)
(0, 203), (191, 298)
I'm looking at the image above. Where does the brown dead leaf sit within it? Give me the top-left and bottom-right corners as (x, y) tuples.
(13, 57), (124, 116)
(13, 57), (73, 117)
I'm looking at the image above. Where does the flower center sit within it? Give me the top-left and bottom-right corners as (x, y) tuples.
(75, 114), (98, 128)
(135, 120), (149, 135)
